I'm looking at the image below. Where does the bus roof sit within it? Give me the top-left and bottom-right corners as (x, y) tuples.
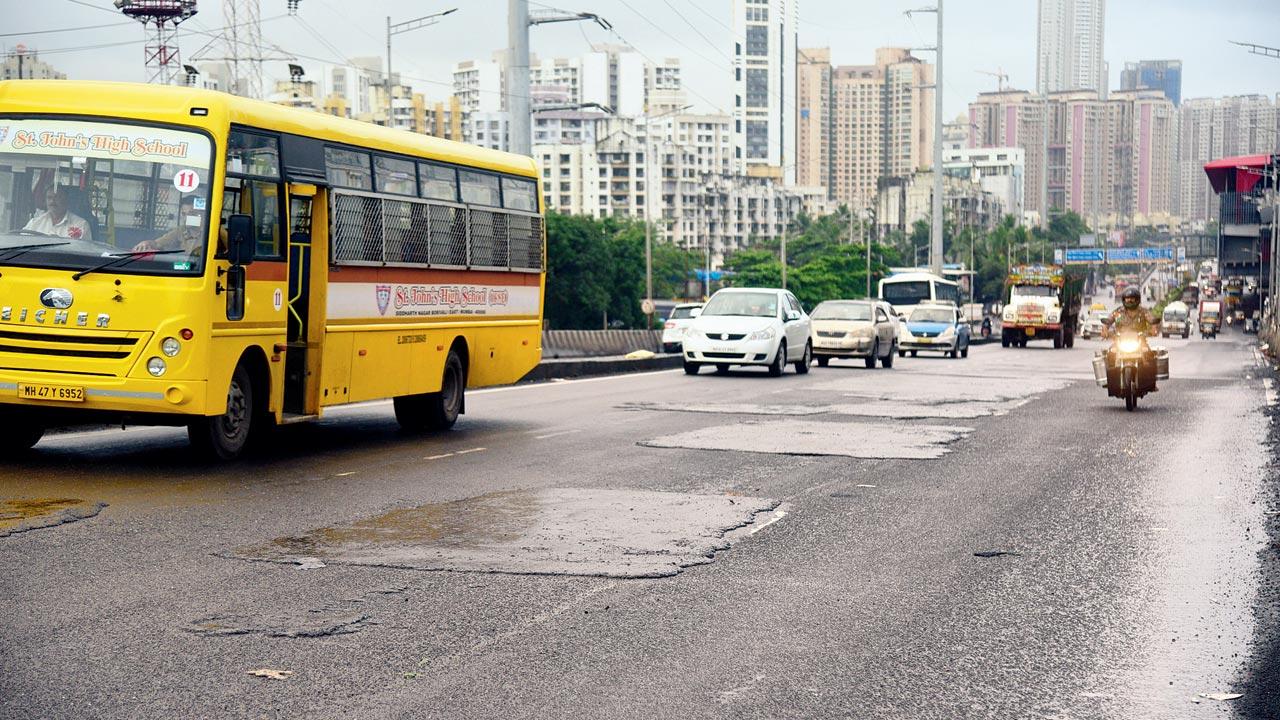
(0, 80), (538, 178)
(880, 271), (958, 285)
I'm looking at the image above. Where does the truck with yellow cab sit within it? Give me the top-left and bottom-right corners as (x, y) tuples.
(1000, 264), (1083, 349)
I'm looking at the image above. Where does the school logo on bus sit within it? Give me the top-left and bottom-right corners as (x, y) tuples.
(375, 284), (392, 316)
(0, 127), (9, 146)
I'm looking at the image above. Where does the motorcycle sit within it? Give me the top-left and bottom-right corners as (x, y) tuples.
(1200, 320), (1217, 339)
(1093, 327), (1168, 411)
(980, 317), (992, 339)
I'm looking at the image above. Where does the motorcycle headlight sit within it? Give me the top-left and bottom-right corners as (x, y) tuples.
(748, 326), (776, 341)
(1117, 338), (1141, 353)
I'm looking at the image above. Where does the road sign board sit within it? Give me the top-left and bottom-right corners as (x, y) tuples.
(640, 299), (655, 315)
(1064, 248), (1105, 264)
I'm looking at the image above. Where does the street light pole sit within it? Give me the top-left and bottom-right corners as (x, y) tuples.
(386, 8), (456, 127)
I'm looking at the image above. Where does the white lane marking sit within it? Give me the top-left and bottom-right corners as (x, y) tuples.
(472, 369), (682, 395)
(424, 453), (454, 460)
(335, 471), (356, 477)
(856, 484), (878, 488)
(533, 429), (581, 440)
(749, 508), (788, 535)
(454, 447), (486, 455)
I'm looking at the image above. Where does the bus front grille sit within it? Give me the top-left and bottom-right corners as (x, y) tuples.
(0, 326), (146, 375)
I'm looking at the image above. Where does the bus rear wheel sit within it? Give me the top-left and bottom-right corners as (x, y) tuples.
(0, 408), (44, 452)
(395, 349), (465, 432)
(189, 364), (254, 461)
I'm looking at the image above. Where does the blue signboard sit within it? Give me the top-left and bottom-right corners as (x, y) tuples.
(1064, 249), (1105, 263)
(1061, 247), (1178, 264)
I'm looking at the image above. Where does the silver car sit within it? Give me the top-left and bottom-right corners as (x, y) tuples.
(809, 300), (897, 368)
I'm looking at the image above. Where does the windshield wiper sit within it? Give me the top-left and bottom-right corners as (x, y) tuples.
(72, 249), (186, 281)
(0, 241), (70, 262)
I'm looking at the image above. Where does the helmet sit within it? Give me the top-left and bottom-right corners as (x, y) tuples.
(1122, 287), (1141, 309)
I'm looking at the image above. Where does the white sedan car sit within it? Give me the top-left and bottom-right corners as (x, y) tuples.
(661, 303), (703, 353)
(682, 287), (812, 376)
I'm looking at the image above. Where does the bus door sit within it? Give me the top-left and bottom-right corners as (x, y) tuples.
(284, 183), (318, 415)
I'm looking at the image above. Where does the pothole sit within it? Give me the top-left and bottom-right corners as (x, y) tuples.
(229, 488), (781, 579)
(641, 420), (972, 459)
(0, 498), (108, 538)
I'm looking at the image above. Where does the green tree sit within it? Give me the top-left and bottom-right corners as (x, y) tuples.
(544, 212), (613, 329)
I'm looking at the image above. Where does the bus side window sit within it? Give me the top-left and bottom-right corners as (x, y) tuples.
(221, 176), (283, 260)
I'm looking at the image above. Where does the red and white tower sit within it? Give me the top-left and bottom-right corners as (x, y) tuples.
(115, 0), (198, 85)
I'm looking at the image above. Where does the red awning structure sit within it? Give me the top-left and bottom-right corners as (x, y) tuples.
(1203, 154), (1270, 194)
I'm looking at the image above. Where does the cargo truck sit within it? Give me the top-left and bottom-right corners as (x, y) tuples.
(1001, 264), (1083, 349)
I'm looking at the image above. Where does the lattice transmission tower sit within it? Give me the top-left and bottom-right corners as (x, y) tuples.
(116, 0), (198, 85)
(189, 0), (290, 98)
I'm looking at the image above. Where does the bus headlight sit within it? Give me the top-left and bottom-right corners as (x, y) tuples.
(147, 357), (167, 377)
(161, 337), (181, 357)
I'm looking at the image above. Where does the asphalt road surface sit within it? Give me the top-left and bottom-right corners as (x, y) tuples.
(2, 329), (1276, 719)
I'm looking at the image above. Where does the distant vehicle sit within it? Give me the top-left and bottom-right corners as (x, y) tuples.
(809, 300), (897, 368)
(899, 302), (971, 359)
(1199, 299), (1221, 339)
(1182, 283), (1199, 305)
(1161, 301), (1190, 339)
(878, 271), (961, 320)
(1000, 264), (1083, 349)
(682, 288), (812, 376)
(1079, 304), (1108, 339)
(661, 303), (703, 353)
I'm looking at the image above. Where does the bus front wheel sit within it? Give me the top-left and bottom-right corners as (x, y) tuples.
(189, 364), (254, 460)
(395, 349), (465, 432)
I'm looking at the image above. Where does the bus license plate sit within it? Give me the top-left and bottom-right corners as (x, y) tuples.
(18, 383), (85, 403)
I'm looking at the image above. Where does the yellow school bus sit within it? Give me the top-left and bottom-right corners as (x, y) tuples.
(0, 81), (544, 459)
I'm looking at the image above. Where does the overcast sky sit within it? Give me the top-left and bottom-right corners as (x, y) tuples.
(7, 0), (1279, 119)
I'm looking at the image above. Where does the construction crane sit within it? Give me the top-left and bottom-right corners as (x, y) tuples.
(976, 68), (1009, 93)
(114, 0), (198, 85)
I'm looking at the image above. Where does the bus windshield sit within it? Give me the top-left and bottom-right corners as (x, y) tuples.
(881, 280), (930, 306)
(0, 117), (213, 275)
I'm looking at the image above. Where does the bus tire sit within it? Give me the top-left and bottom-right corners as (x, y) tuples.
(0, 408), (44, 452)
(189, 364), (255, 461)
(395, 349), (465, 432)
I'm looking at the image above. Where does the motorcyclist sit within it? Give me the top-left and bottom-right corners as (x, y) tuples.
(1102, 287), (1160, 338)
(1101, 286), (1160, 391)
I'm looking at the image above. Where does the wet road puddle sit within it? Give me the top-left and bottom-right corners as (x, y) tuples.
(0, 497), (107, 538)
(231, 488), (780, 579)
(641, 420), (971, 459)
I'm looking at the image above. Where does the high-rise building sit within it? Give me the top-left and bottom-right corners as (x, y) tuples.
(1, 47), (65, 80)
(795, 48), (935, 209)
(732, 0), (798, 182)
(968, 88), (1176, 227)
(1036, 0), (1106, 95)
(1120, 60), (1182, 106)
(1178, 94), (1280, 223)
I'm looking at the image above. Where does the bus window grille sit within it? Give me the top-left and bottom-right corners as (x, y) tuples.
(332, 193), (384, 263)
(428, 203), (467, 266)
(465, 208), (494, 267)
(381, 198), (417, 264)
(508, 214), (544, 272)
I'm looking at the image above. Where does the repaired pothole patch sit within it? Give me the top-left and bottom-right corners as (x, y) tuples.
(825, 400), (1024, 419)
(641, 420), (972, 459)
(230, 488), (780, 579)
(812, 374), (1072, 404)
(0, 498), (108, 538)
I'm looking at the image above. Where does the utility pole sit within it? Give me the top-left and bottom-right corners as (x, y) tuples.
(781, 225), (788, 289)
(508, 4), (612, 156)
(906, 3), (943, 276)
(387, 9), (456, 127)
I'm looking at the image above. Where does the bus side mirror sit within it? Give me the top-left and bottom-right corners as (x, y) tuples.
(226, 213), (256, 266)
